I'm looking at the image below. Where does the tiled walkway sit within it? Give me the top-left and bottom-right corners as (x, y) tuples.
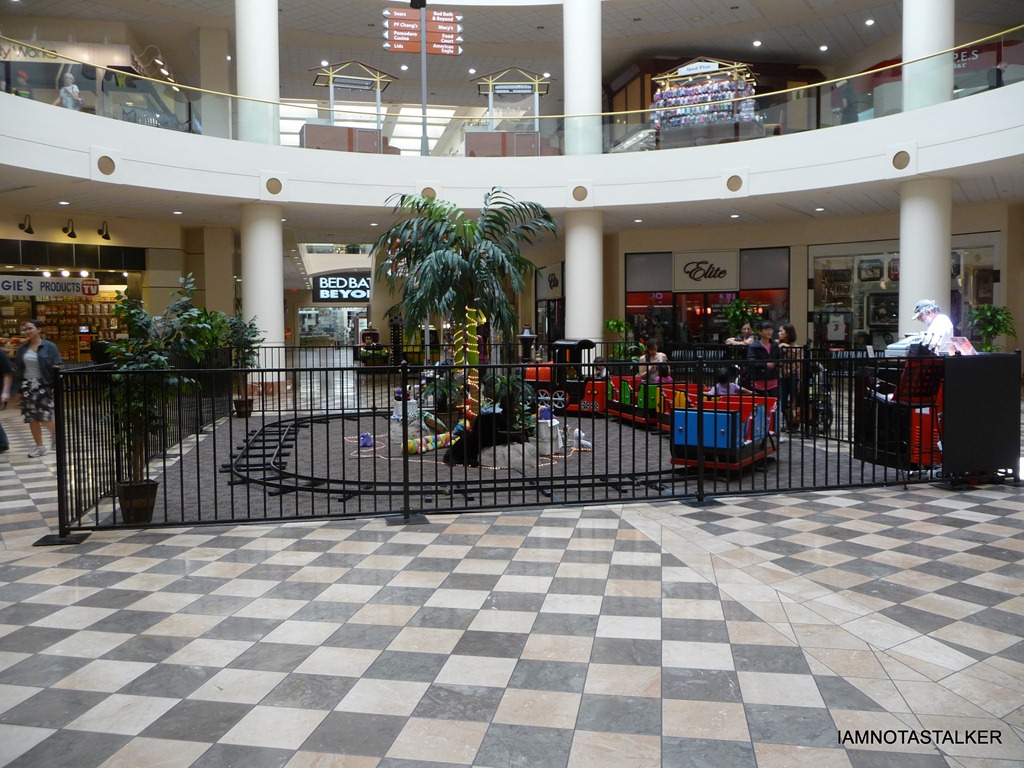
(1, 407), (1023, 767)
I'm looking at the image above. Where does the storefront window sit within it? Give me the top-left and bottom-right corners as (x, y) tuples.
(809, 237), (997, 348)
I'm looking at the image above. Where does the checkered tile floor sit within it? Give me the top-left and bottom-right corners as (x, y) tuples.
(1, 408), (1023, 767)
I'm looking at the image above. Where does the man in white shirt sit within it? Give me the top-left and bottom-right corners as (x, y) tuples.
(912, 299), (954, 354)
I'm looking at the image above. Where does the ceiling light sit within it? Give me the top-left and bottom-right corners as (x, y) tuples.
(865, 18), (875, 26)
(59, 200), (70, 206)
(226, 54), (232, 61)
(753, 40), (762, 47)
(173, 211), (183, 215)
(400, 65), (409, 71)
(18, 215), (34, 235)
(98, 221), (111, 240)
(61, 270), (71, 277)
(62, 219), (77, 238)
(321, 59), (329, 67)
(42, 271), (51, 277)
(634, 219), (643, 223)
(730, 214), (740, 219)
(79, 270), (89, 277)
(815, 207), (825, 212)
(468, 68), (476, 74)
(819, 44), (829, 51)
(153, 57), (164, 66)
(122, 272), (128, 277)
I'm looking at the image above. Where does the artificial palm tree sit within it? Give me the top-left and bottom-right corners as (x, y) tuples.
(373, 187), (557, 407)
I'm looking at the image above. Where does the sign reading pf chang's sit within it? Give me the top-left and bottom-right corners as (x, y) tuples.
(312, 272), (372, 303)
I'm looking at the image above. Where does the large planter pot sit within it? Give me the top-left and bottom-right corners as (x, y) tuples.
(233, 397), (254, 418)
(116, 480), (159, 525)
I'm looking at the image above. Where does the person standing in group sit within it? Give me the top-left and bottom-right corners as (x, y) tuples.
(12, 320), (62, 458)
(0, 346), (13, 454)
(746, 320), (782, 399)
(777, 323), (802, 431)
(912, 299), (954, 355)
(725, 322), (755, 347)
(11, 70), (33, 99)
(53, 72), (83, 110)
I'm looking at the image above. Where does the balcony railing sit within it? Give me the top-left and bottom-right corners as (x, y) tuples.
(2, 26), (1021, 157)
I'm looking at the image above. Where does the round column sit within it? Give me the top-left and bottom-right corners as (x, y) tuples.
(235, 0), (279, 144)
(903, 0), (954, 111)
(563, 210), (604, 342)
(899, 0), (955, 340)
(898, 178), (953, 338)
(562, 0), (602, 156)
(240, 203), (284, 346)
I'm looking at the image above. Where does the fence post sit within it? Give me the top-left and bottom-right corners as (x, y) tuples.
(388, 361), (428, 525)
(695, 359), (706, 503)
(34, 365), (88, 545)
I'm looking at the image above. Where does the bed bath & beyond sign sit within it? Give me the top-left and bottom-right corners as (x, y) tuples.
(313, 273), (371, 302)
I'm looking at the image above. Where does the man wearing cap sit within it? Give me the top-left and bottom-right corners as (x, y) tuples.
(913, 299), (954, 354)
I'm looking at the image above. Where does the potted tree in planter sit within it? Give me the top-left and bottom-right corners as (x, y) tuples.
(373, 187), (557, 410)
(967, 304), (1016, 352)
(227, 311), (263, 417)
(104, 275), (207, 524)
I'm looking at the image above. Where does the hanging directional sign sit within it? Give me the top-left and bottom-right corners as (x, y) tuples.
(383, 7), (464, 56)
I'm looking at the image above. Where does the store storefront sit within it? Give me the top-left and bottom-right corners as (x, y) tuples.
(0, 238), (146, 361)
(302, 270), (372, 348)
(625, 248), (790, 347)
(808, 234), (998, 349)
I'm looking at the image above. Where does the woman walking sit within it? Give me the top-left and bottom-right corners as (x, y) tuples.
(12, 320), (62, 457)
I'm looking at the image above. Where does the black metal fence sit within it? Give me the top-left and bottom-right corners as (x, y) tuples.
(51, 348), (1021, 535)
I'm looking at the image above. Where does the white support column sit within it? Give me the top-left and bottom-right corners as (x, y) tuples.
(235, 0), (279, 144)
(561, 0), (604, 344)
(899, 178), (953, 338)
(899, 0), (955, 337)
(562, 0), (602, 156)
(903, 0), (955, 112)
(240, 203), (284, 346)
(564, 210), (604, 343)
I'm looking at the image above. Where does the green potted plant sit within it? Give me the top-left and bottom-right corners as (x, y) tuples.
(967, 304), (1017, 352)
(104, 275), (207, 524)
(373, 187), (557, 408)
(722, 297), (758, 337)
(226, 311), (264, 417)
(482, 369), (536, 434)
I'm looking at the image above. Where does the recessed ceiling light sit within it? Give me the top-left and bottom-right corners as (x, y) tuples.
(634, 219), (643, 223)
(730, 214), (740, 219)
(815, 207), (825, 212)
(468, 68), (476, 74)
(59, 200), (70, 206)
(226, 54), (232, 61)
(370, 222), (379, 227)
(542, 72), (551, 78)
(865, 18), (875, 26)
(281, 218), (286, 222)
(320, 60), (329, 67)
(819, 44), (829, 52)
(753, 40), (762, 47)
(401, 64), (409, 71)
(173, 211), (183, 215)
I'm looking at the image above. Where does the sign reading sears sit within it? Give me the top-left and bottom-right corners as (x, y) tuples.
(0, 276), (100, 298)
(313, 272), (371, 303)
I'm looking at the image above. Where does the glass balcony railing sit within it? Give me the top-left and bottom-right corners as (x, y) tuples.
(2, 25), (1020, 158)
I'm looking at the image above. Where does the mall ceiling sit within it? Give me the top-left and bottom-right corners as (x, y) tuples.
(0, 1), (1021, 288)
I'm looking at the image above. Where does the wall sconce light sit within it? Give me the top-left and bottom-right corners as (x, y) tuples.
(98, 221), (111, 240)
(18, 215), (34, 235)
(62, 219), (77, 239)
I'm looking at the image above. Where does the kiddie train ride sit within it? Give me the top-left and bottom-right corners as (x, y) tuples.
(524, 342), (778, 472)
